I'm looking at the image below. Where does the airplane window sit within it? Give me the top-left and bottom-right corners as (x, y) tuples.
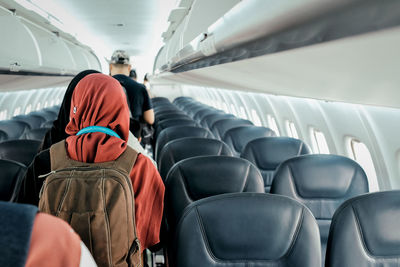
(44, 101), (48, 108)
(239, 106), (248, 119)
(267, 115), (280, 136)
(250, 109), (262, 126)
(50, 100), (55, 106)
(13, 107), (21, 116)
(285, 120), (299, 139)
(349, 139), (379, 192)
(310, 128), (330, 154)
(222, 102), (229, 113)
(36, 102), (41, 110)
(25, 104), (32, 114)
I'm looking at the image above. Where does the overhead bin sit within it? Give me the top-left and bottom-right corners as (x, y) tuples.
(0, 7), (101, 75)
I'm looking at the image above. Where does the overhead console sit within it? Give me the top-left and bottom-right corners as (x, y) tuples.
(153, 0), (400, 109)
(0, 5), (101, 76)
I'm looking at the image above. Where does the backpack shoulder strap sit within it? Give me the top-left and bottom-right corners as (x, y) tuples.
(50, 140), (74, 170)
(113, 146), (139, 175)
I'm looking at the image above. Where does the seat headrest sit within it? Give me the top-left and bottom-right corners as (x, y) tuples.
(223, 126), (276, 155)
(0, 120), (31, 139)
(155, 126), (214, 162)
(155, 118), (197, 137)
(241, 137), (311, 170)
(326, 191), (400, 266)
(200, 113), (235, 129)
(271, 154), (369, 219)
(0, 140), (42, 166)
(172, 193), (321, 267)
(158, 138), (233, 179)
(211, 118), (253, 139)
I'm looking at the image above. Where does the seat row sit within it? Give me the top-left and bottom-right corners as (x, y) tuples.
(151, 96), (400, 266)
(0, 106), (60, 202)
(0, 105), (59, 141)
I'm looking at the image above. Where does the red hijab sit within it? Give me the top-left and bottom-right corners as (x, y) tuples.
(65, 73), (130, 162)
(64, 73), (164, 251)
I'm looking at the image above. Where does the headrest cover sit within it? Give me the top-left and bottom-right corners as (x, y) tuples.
(173, 193), (321, 266)
(326, 191), (400, 266)
(241, 137), (311, 170)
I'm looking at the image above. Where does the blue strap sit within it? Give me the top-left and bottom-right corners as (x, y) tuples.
(76, 126), (121, 139)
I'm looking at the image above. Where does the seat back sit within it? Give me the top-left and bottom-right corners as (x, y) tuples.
(326, 191), (400, 267)
(172, 193), (321, 267)
(270, 154), (369, 262)
(155, 118), (197, 138)
(13, 115), (46, 129)
(193, 109), (221, 122)
(158, 138), (233, 179)
(155, 126), (214, 162)
(0, 140), (42, 166)
(241, 137), (311, 192)
(0, 130), (7, 142)
(0, 120), (31, 140)
(200, 113), (235, 129)
(165, 156), (264, 232)
(0, 159), (26, 201)
(155, 113), (189, 125)
(210, 118), (253, 139)
(23, 128), (51, 141)
(223, 126), (276, 156)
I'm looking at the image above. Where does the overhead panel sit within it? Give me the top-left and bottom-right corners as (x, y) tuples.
(0, 14), (40, 72)
(20, 19), (76, 74)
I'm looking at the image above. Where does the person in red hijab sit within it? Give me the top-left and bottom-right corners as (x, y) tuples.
(19, 73), (164, 253)
(64, 73), (164, 251)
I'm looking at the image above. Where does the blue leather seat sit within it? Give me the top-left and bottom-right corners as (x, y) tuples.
(270, 154), (369, 263)
(155, 112), (190, 125)
(0, 140), (42, 166)
(41, 121), (54, 128)
(223, 126), (276, 156)
(326, 190), (400, 267)
(211, 118), (253, 139)
(0, 130), (7, 142)
(171, 193), (321, 267)
(12, 115), (46, 129)
(200, 113), (235, 129)
(193, 109), (222, 123)
(241, 137), (311, 192)
(155, 126), (214, 162)
(152, 97), (170, 105)
(29, 111), (56, 122)
(0, 120), (30, 140)
(22, 128), (51, 141)
(0, 159), (26, 201)
(155, 118), (197, 138)
(165, 156), (264, 233)
(158, 138), (233, 179)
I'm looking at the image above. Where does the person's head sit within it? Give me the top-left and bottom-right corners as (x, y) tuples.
(109, 50), (131, 76)
(129, 69), (137, 81)
(41, 69), (100, 151)
(65, 73), (130, 162)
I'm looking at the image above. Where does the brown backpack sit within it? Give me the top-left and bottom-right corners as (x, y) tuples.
(39, 140), (142, 267)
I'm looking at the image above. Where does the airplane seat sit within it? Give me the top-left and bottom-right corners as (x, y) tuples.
(155, 118), (198, 139)
(0, 140), (42, 167)
(0, 120), (31, 140)
(210, 118), (254, 139)
(29, 111), (56, 122)
(41, 121), (54, 128)
(155, 126), (214, 162)
(325, 190), (400, 267)
(185, 105), (209, 118)
(22, 128), (51, 141)
(152, 97), (170, 104)
(200, 113), (235, 129)
(157, 137), (233, 179)
(270, 154), (369, 264)
(178, 103), (202, 114)
(193, 109), (223, 123)
(155, 113), (191, 126)
(223, 126), (276, 156)
(241, 137), (311, 192)
(12, 115), (46, 129)
(172, 96), (193, 104)
(154, 106), (181, 115)
(171, 193), (321, 267)
(0, 159), (26, 201)
(164, 156), (264, 235)
(0, 130), (7, 142)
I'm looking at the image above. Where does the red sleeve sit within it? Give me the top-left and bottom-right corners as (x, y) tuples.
(130, 154), (165, 251)
(26, 213), (81, 267)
